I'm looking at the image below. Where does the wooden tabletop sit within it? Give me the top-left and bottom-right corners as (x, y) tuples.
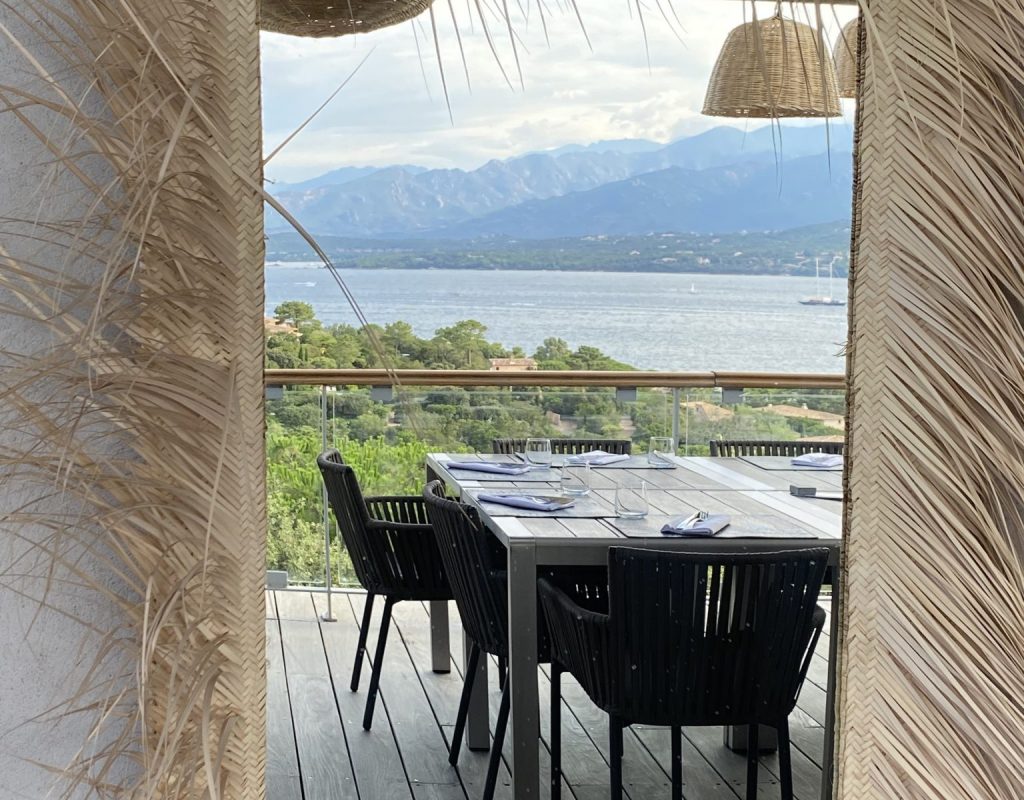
(426, 453), (843, 557)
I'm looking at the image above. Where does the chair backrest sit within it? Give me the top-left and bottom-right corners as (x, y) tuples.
(607, 547), (828, 726)
(708, 439), (844, 457)
(492, 437), (633, 456)
(422, 482), (508, 656)
(317, 449), (378, 589)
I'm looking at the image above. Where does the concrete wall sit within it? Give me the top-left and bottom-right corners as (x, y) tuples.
(0, 5), (133, 797)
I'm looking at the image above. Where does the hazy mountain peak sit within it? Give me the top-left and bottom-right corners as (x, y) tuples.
(267, 124), (854, 239)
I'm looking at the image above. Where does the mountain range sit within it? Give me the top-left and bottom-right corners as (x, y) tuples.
(267, 124), (854, 240)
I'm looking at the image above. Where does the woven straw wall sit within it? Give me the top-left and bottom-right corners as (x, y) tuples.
(0, 0), (267, 796)
(839, 0), (1024, 797)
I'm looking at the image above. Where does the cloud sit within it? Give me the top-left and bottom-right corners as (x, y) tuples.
(260, 0), (858, 181)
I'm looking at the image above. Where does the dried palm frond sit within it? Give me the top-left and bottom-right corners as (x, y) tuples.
(839, 0), (1024, 797)
(0, 0), (266, 797)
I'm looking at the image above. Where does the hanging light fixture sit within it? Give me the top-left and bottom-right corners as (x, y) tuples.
(261, 0), (433, 38)
(833, 17), (860, 99)
(703, 13), (842, 118)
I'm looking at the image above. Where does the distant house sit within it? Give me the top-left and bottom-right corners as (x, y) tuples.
(489, 357), (537, 372)
(264, 317), (299, 336)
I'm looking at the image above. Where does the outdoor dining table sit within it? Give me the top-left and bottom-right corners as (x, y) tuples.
(425, 452), (843, 800)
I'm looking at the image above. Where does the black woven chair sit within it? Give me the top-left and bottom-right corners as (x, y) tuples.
(539, 547), (828, 800)
(317, 450), (451, 730)
(422, 481), (607, 800)
(708, 439), (844, 457)
(492, 437), (633, 455)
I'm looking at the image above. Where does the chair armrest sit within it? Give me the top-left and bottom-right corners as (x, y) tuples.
(538, 577), (612, 706)
(365, 495), (431, 527)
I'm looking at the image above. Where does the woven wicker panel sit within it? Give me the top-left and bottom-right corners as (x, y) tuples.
(0, 0), (267, 796)
(839, 0), (1024, 797)
(703, 15), (841, 118)
(833, 18), (859, 99)
(262, 0), (432, 37)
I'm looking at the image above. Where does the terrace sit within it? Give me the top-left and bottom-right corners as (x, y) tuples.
(264, 368), (845, 800)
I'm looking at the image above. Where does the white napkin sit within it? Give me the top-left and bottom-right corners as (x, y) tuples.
(566, 450), (630, 466)
(791, 453), (844, 468)
(477, 493), (575, 511)
(445, 461), (532, 475)
(661, 513), (731, 537)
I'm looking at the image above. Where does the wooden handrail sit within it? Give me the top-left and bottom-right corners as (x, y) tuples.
(265, 368), (845, 390)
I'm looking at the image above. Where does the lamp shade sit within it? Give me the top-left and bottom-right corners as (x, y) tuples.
(261, 0), (432, 37)
(703, 15), (842, 118)
(833, 18), (860, 99)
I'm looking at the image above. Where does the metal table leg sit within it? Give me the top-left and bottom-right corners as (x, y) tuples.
(430, 600), (451, 673)
(507, 540), (539, 800)
(463, 628), (491, 750)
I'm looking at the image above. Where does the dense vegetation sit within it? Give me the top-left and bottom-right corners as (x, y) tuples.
(265, 223), (851, 277)
(265, 302), (844, 585)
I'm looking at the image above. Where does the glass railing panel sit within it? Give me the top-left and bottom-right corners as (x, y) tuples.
(265, 378), (846, 587)
(683, 387), (846, 454)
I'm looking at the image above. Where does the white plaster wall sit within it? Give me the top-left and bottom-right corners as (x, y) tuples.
(0, 6), (133, 797)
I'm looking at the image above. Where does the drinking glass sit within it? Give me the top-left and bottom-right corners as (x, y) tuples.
(524, 437), (553, 466)
(559, 463), (591, 496)
(614, 481), (649, 518)
(648, 436), (675, 466)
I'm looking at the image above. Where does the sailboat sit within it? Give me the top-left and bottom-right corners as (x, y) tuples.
(799, 257), (846, 306)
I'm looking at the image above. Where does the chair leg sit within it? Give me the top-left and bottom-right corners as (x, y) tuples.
(777, 719), (793, 800)
(351, 591), (375, 691)
(551, 661), (562, 800)
(362, 597), (394, 731)
(449, 642), (481, 765)
(498, 656), (507, 691)
(609, 715), (624, 800)
(671, 725), (682, 800)
(746, 724), (759, 800)
(483, 682), (511, 800)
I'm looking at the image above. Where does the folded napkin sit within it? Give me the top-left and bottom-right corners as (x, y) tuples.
(661, 513), (731, 537)
(791, 453), (844, 468)
(477, 493), (575, 512)
(566, 450), (630, 466)
(445, 461), (532, 476)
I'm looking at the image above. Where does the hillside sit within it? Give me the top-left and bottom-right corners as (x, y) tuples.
(266, 221), (852, 276)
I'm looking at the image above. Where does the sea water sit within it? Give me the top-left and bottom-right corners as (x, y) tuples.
(265, 265), (848, 374)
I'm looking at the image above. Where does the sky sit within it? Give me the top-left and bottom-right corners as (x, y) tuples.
(260, 0), (858, 183)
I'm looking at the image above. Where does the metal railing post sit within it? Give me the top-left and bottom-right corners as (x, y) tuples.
(672, 387), (682, 453)
(320, 384), (336, 622)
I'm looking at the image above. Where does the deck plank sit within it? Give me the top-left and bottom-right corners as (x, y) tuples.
(312, 593), (416, 800)
(266, 601), (302, 800)
(342, 593), (467, 799)
(269, 589), (827, 800)
(278, 592), (359, 800)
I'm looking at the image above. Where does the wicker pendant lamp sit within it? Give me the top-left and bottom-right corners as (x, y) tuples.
(703, 14), (841, 118)
(261, 0), (433, 37)
(833, 17), (860, 99)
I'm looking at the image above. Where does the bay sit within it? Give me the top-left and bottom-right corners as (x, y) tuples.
(265, 265), (848, 374)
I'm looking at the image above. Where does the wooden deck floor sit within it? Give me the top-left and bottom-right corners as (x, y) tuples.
(266, 590), (830, 800)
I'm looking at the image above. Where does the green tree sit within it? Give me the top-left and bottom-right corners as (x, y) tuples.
(274, 300), (316, 327)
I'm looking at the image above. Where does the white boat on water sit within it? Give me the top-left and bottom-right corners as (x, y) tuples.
(800, 257), (846, 307)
